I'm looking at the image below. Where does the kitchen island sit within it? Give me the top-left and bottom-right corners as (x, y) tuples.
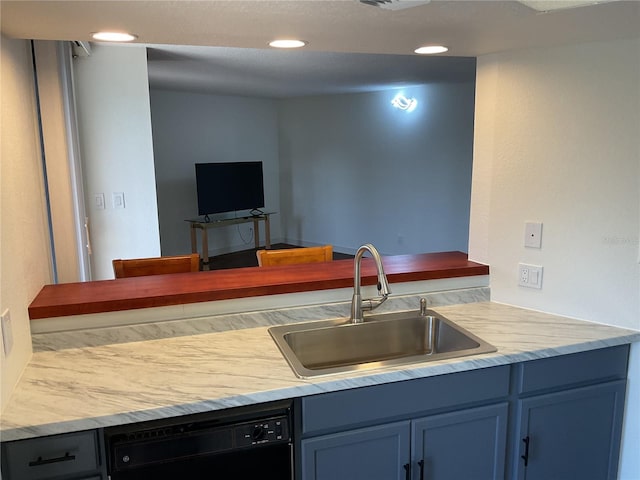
(2, 301), (638, 440)
(2, 299), (639, 480)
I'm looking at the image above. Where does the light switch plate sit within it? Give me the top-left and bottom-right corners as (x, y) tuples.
(524, 222), (543, 248)
(112, 192), (125, 209)
(94, 193), (105, 210)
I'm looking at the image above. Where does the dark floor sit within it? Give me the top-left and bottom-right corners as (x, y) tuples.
(204, 243), (353, 270)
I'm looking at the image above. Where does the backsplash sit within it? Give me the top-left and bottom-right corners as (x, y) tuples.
(31, 287), (489, 351)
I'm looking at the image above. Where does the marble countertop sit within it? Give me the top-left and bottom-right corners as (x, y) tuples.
(2, 301), (639, 442)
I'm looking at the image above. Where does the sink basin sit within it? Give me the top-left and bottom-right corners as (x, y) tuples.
(269, 310), (497, 378)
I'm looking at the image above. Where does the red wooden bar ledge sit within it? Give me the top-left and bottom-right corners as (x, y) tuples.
(29, 252), (488, 320)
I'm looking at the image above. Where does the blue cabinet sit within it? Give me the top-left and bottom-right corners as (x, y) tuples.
(413, 403), (508, 480)
(510, 345), (629, 480)
(301, 404), (509, 480)
(0, 429), (107, 480)
(300, 366), (511, 480)
(300, 346), (630, 480)
(301, 421), (410, 480)
(515, 381), (626, 480)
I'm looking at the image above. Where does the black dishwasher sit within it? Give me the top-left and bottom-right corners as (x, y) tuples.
(104, 400), (294, 480)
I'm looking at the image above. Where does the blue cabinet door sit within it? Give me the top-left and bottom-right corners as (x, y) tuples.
(412, 403), (508, 480)
(301, 421), (410, 480)
(515, 380), (626, 480)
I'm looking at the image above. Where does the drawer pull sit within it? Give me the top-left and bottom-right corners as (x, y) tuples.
(28, 452), (76, 467)
(521, 436), (530, 467)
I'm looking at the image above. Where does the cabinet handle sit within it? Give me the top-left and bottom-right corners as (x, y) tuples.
(418, 459), (425, 480)
(521, 436), (530, 467)
(404, 463), (411, 480)
(28, 452), (76, 467)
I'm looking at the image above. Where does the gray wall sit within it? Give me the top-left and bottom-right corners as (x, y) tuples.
(150, 90), (281, 256)
(150, 82), (475, 257)
(278, 83), (475, 255)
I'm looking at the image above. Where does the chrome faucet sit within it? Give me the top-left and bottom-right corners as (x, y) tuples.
(350, 244), (391, 323)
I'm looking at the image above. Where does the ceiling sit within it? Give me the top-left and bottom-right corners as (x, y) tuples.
(2, 1), (639, 97)
(144, 46), (476, 97)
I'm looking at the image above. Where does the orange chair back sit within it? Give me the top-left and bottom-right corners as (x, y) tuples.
(112, 253), (200, 278)
(256, 245), (333, 267)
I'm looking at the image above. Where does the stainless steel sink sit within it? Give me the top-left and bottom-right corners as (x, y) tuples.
(269, 310), (497, 378)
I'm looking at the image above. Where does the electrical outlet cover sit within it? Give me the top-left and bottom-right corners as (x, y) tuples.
(519, 263), (543, 289)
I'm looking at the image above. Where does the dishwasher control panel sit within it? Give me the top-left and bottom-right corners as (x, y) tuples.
(235, 416), (290, 447)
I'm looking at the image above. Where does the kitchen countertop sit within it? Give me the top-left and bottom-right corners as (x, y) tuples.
(2, 301), (639, 442)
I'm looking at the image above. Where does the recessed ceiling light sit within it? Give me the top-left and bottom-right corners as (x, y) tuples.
(360, 0), (432, 11)
(269, 39), (307, 49)
(414, 45), (449, 55)
(92, 32), (138, 42)
(517, 0), (614, 11)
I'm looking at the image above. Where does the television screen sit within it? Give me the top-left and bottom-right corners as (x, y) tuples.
(195, 162), (265, 216)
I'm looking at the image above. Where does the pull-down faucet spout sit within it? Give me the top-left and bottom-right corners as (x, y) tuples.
(350, 244), (391, 324)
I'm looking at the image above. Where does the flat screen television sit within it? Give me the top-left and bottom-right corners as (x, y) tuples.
(195, 161), (265, 217)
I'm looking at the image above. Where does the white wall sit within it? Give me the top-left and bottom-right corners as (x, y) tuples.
(1, 36), (53, 412)
(470, 38), (640, 479)
(278, 83), (475, 255)
(73, 44), (160, 280)
(149, 89), (281, 257)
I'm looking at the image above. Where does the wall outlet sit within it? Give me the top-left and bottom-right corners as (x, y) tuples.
(520, 265), (529, 284)
(518, 263), (543, 289)
(1, 309), (13, 355)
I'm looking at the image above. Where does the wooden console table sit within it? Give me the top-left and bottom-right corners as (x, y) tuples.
(186, 213), (272, 269)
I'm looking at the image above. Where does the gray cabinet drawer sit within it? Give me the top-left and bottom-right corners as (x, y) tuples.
(302, 365), (510, 436)
(3, 430), (99, 480)
(517, 345), (629, 395)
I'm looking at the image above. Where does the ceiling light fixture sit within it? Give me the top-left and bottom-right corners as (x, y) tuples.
(269, 39), (307, 49)
(92, 31), (138, 42)
(391, 92), (418, 112)
(414, 45), (448, 55)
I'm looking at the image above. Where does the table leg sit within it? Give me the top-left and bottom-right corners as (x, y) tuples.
(253, 218), (260, 249)
(202, 227), (209, 270)
(190, 225), (197, 254)
(265, 215), (271, 249)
